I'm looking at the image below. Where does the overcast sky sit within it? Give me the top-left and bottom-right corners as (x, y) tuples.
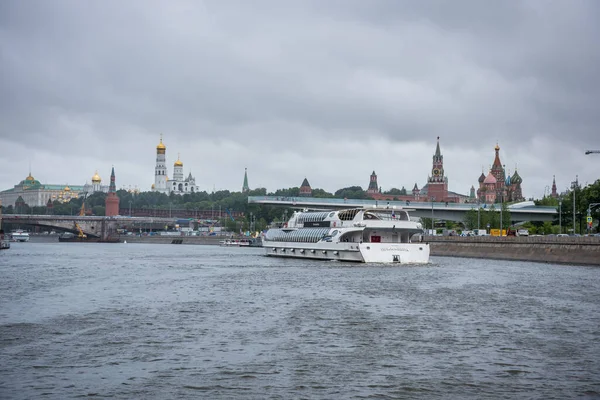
(1, 0), (599, 199)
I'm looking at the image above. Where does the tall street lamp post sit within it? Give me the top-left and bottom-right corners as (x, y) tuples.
(572, 176), (578, 234)
(477, 199), (481, 230)
(500, 195), (503, 236)
(559, 200), (562, 234)
(431, 198), (435, 234)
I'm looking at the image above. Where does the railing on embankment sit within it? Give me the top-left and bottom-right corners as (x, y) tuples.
(424, 235), (600, 266)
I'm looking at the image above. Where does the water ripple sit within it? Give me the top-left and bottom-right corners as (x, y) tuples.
(0, 244), (599, 399)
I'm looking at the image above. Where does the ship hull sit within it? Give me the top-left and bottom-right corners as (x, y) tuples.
(264, 241), (430, 263)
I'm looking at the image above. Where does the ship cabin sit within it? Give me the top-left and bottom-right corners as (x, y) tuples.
(273, 207), (422, 245)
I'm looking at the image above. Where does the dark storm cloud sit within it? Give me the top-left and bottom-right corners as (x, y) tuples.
(0, 0), (598, 197)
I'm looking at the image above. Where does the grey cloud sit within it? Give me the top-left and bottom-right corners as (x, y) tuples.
(0, 0), (598, 197)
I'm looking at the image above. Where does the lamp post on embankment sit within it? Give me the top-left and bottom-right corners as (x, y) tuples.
(559, 200), (562, 234)
(431, 198), (435, 234)
(572, 176), (578, 234)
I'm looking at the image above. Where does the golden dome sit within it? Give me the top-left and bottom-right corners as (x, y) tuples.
(91, 171), (101, 183)
(151, 183), (155, 189)
(25, 173), (35, 181)
(174, 154), (183, 167)
(494, 143), (500, 151)
(64, 185), (71, 192)
(157, 136), (166, 151)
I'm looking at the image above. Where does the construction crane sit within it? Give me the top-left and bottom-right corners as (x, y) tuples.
(585, 150), (600, 155)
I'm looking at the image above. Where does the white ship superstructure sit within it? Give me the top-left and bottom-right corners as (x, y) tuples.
(264, 207), (430, 263)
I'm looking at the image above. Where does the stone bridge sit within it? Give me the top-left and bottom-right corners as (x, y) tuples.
(1, 215), (177, 240)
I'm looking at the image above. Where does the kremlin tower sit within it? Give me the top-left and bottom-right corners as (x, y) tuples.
(367, 171), (379, 195)
(154, 136), (168, 193)
(105, 167), (120, 216)
(242, 168), (250, 193)
(427, 137), (448, 202)
(299, 178), (312, 197)
(551, 175), (558, 198)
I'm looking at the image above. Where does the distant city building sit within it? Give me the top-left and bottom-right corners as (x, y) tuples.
(476, 144), (524, 203)
(152, 136), (199, 195)
(0, 170), (108, 207)
(299, 178), (312, 197)
(242, 168), (250, 193)
(365, 138), (468, 203)
(105, 167), (120, 216)
(551, 175), (558, 198)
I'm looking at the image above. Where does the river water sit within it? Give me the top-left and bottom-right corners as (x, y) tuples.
(1, 242), (599, 399)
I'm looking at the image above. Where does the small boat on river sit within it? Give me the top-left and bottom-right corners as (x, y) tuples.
(11, 231), (30, 242)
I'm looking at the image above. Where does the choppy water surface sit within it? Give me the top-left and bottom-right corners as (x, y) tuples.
(1, 242), (599, 399)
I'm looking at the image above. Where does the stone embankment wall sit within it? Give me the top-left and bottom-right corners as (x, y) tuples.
(122, 235), (224, 245)
(425, 236), (600, 266)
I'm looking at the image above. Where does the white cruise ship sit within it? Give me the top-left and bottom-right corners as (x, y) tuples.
(264, 207), (429, 263)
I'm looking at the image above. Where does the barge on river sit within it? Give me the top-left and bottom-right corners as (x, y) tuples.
(263, 207), (429, 263)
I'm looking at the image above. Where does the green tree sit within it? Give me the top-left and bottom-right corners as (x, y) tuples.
(501, 202), (511, 229)
(335, 186), (367, 199)
(463, 208), (478, 230)
(487, 204), (499, 229)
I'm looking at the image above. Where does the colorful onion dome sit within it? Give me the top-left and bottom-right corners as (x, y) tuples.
(483, 172), (497, 185)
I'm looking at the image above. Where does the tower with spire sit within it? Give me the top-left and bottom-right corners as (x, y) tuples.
(105, 167), (120, 216)
(242, 168), (250, 193)
(154, 135), (168, 193)
(367, 171), (379, 195)
(427, 137), (448, 202)
(551, 175), (558, 198)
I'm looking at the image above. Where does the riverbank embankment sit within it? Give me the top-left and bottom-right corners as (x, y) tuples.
(120, 235), (225, 245)
(426, 235), (600, 266)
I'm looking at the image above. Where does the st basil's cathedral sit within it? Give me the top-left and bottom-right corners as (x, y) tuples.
(476, 144), (524, 204)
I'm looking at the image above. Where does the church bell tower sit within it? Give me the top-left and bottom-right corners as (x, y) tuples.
(154, 135), (168, 193)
